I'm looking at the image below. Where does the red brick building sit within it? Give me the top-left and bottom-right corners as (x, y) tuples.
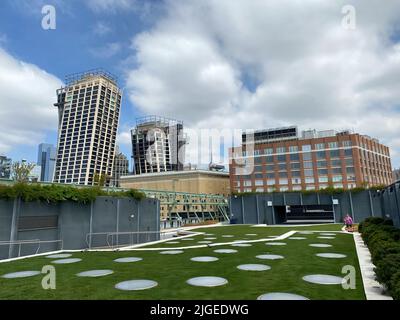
(229, 127), (393, 193)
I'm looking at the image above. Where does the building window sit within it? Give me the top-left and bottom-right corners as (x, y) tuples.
(289, 146), (298, 152)
(332, 175), (342, 182)
(303, 161), (313, 169)
(305, 177), (315, 183)
(303, 152), (312, 161)
(306, 185), (315, 190)
(318, 169), (328, 175)
(315, 143), (325, 150)
(291, 162), (301, 170)
(304, 169), (314, 176)
(319, 176), (329, 183)
(276, 147), (286, 154)
(255, 180), (263, 186)
(316, 151), (326, 160)
(280, 186), (289, 192)
(279, 178), (288, 185)
(267, 179), (275, 186)
(343, 140), (352, 147)
(292, 178), (301, 185)
(302, 145), (311, 152)
(328, 142), (338, 149)
(293, 185), (302, 191)
(290, 153), (300, 161)
(244, 180), (252, 187)
(330, 150), (340, 158)
(264, 148), (273, 155)
(277, 155), (286, 162)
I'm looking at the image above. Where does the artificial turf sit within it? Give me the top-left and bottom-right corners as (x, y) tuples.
(0, 224), (366, 300)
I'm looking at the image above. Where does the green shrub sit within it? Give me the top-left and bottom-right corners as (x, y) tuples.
(370, 241), (400, 264)
(375, 254), (400, 286)
(0, 183), (145, 203)
(389, 271), (400, 300)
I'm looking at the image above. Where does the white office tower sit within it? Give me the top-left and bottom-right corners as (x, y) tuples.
(53, 70), (122, 186)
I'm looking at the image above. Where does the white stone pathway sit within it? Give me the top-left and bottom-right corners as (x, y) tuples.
(353, 232), (392, 300)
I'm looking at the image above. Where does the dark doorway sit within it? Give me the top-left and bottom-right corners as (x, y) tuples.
(276, 205), (334, 224)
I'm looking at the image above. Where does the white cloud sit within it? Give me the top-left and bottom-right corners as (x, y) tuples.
(87, 0), (137, 13)
(0, 48), (62, 154)
(93, 21), (112, 36)
(89, 42), (122, 58)
(125, 0), (400, 167)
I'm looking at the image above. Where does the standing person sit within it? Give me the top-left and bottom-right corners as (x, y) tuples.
(344, 214), (353, 231)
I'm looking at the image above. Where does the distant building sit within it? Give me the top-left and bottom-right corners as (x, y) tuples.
(0, 155), (12, 179)
(131, 116), (186, 175)
(111, 147), (129, 187)
(53, 69), (122, 186)
(37, 143), (56, 182)
(393, 168), (400, 182)
(120, 170), (230, 220)
(230, 127), (393, 193)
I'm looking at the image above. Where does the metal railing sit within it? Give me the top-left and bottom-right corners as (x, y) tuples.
(85, 230), (180, 249)
(0, 239), (63, 258)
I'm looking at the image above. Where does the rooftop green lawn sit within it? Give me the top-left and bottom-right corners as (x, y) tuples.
(0, 224), (365, 300)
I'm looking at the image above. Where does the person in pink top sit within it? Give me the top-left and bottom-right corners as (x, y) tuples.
(344, 214), (353, 229)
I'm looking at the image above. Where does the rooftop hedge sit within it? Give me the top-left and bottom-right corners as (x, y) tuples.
(0, 183), (145, 204)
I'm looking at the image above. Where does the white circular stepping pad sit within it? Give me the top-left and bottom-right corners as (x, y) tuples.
(288, 237), (307, 240)
(181, 238), (194, 241)
(258, 293), (309, 300)
(320, 233), (336, 236)
(309, 243), (332, 248)
(237, 264), (271, 271)
(2, 271), (41, 279)
(298, 231), (313, 235)
(115, 280), (158, 291)
(246, 234), (258, 236)
(231, 243), (252, 247)
(159, 250), (184, 255)
(222, 235), (234, 238)
(46, 253), (72, 259)
(52, 258), (82, 264)
(204, 237), (217, 240)
(187, 276), (228, 287)
(265, 242), (287, 246)
(198, 241), (212, 244)
(77, 270), (114, 278)
(303, 274), (344, 285)
(190, 256), (219, 262)
(213, 249), (238, 254)
(256, 254), (284, 260)
(316, 253), (347, 259)
(114, 257), (143, 263)
(318, 236), (335, 239)
(166, 241), (180, 244)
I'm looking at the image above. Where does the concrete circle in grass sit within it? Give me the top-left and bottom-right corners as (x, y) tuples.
(115, 279), (158, 291)
(237, 264), (271, 271)
(114, 257), (143, 263)
(77, 270), (114, 277)
(316, 253), (347, 259)
(258, 293), (309, 300)
(222, 235), (234, 238)
(46, 253), (72, 259)
(303, 274), (344, 285)
(52, 258), (82, 264)
(320, 233), (336, 236)
(204, 237), (217, 240)
(246, 234), (258, 236)
(181, 238), (194, 241)
(213, 249), (238, 254)
(187, 276), (228, 287)
(256, 254), (284, 260)
(298, 231), (314, 235)
(318, 236), (335, 239)
(198, 241), (212, 244)
(2, 271), (41, 279)
(265, 242), (286, 246)
(231, 243), (252, 247)
(309, 243), (332, 248)
(288, 237), (307, 240)
(166, 241), (180, 244)
(190, 256), (219, 262)
(159, 250), (184, 255)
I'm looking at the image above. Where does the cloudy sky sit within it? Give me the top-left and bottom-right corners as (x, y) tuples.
(1, 0), (400, 169)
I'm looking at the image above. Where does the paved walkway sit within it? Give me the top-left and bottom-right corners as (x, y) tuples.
(353, 232), (392, 300)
